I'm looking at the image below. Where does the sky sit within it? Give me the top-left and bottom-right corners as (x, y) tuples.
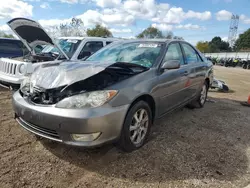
(0, 0), (250, 44)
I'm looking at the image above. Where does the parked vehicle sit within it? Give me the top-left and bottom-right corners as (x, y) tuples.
(216, 57), (226, 66)
(0, 38), (46, 58)
(242, 59), (250, 69)
(0, 18), (118, 89)
(13, 39), (213, 152)
(0, 38), (28, 58)
(206, 56), (217, 65)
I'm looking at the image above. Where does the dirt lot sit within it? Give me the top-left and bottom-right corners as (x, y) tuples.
(1, 66), (250, 188)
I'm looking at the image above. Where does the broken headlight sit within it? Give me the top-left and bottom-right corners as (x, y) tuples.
(55, 90), (118, 109)
(20, 76), (31, 94)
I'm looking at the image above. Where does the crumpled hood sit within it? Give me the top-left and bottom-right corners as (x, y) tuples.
(30, 61), (115, 89)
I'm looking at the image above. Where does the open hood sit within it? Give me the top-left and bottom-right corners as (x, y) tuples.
(7, 18), (69, 60)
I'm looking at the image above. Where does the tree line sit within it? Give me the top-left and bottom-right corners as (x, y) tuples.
(196, 28), (250, 53)
(0, 31), (15, 38)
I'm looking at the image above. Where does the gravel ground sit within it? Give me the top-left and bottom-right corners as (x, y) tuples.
(1, 66), (250, 188)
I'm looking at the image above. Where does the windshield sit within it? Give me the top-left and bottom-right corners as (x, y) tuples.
(86, 42), (164, 68)
(41, 45), (58, 53)
(40, 39), (82, 58)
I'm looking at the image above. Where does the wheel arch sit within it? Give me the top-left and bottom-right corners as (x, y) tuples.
(205, 77), (210, 88)
(128, 94), (156, 123)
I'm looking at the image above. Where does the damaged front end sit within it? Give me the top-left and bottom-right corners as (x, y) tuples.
(20, 62), (149, 105)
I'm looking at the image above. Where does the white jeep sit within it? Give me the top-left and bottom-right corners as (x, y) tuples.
(0, 18), (118, 90)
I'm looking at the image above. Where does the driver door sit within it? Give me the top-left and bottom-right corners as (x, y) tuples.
(156, 42), (189, 116)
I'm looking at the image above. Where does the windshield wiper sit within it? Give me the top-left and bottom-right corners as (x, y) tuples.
(115, 62), (150, 70)
(108, 62), (133, 72)
(107, 62), (149, 75)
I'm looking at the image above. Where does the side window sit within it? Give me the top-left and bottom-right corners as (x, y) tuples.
(78, 41), (104, 59)
(182, 43), (201, 64)
(106, 41), (113, 45)
(0, 41), (23, 55)
(163, 43), (184, 65)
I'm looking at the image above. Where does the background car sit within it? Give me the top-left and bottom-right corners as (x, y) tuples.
(0, 38), (29, 58)
(0, 18), (119, 89)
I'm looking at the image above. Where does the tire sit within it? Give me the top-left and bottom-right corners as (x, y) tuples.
(118, 101), (152, 152)
(218, 84), (229, 92)
(187, 81), (208, 109)
(242, 64), (247, 69)
(247, 64), (250, 70)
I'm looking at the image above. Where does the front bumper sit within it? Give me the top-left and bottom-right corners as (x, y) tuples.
(12, 91), (129, 147)
(0, 80), (20, 90)
(0, 73), (23, 89)
(0, 72), (24, 84)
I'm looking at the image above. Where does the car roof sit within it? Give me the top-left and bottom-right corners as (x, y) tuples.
(57, 37), (120, 41)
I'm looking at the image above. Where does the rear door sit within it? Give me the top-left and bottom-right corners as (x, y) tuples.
(180, 42), (206, 99)
(157, 42), (189, 115)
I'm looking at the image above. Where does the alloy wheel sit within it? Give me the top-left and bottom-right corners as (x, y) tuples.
(129, 109), (149, 145)
(200, 84), (207, 105)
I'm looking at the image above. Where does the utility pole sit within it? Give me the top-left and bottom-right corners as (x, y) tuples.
(228, 14), (239, 48)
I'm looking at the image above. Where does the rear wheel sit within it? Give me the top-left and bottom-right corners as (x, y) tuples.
(247, 64), (250, 70)
(242, 63), (247, 69)
(118, 101), (152, 152)
(187, 81), (208, 109)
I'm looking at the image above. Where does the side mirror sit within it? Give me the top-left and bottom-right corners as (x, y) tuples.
(161, 60), (180, 69)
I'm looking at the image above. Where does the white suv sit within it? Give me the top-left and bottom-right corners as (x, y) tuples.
(0, 18), (118, 90)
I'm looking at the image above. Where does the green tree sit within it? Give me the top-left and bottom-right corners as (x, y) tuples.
(196, 41), (209, 53)
(137, 26), (183, 40)
(137, 27), (163, 38)
(208, 36), (231, 52)
(3, 34), (14, 38)
(164, 31), (174, 39)
(0, 31), (14, 38)
(87, 24), (113, 37)
(234, 28), (250, 51)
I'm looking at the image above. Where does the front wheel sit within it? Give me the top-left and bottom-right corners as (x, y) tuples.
(118, 101), (152, 152)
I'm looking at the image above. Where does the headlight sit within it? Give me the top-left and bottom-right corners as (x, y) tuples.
(20, 76), (30, 93)
(55, 90), (118, 109)
(19, 64), (26, 74)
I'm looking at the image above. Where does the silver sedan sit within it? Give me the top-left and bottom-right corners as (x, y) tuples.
(13, 39), (213, 152)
